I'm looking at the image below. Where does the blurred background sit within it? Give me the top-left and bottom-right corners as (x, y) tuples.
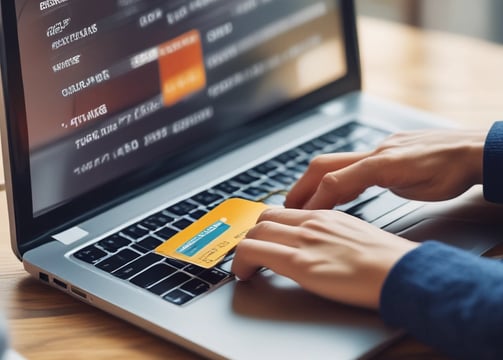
(357, 0), (503, 44)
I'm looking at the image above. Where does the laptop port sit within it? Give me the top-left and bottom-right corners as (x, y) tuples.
(53, 278), (67, 289)
(70, 286), (87, 299)
(39, 272), (49, 283)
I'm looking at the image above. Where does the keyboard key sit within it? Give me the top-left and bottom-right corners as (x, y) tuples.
(300, 142), (321, 155)
(242, 187), (270, 201)
(347, 191), (409, 222)
(335, 186), (387, 212)
(275, 149), (300, 163)
(98, 234), (131, 253)
(164, 257), (188, 269)
(95, 248), (140, 273)
(311, 139), (330, 150)
(131, 244), (149, 254)
(262, 193), (286, 206)
(252, 161), (278, 175)
(140, 220), (161, 231)
(319, 131), (343, 144)
(136, 236), (164, 251)
(121, 225), (149, 240)
(271, 174), (296, 186)
(130, 263), (176, 288)
(192, 191), (223, 206)
(180, 278), (210, 296)
(165, 201), (198, 216)
(163, 289), (194, 305)
(256, 181), (284, 192)
(285, 165), (306, 178)
(172, 218), (193, 231)
(198, 268), (228, 285)
(184, 264), (205, 276)
(148, 272), (191, 296)
(232, 172), (260, 185)
(213, 181), (240, 195)
(336, 122), (361, 138)
(141, 213), (174, 230)
(297, 158), (310, 167)
(189, 209), (207, 220)
(154, 226), (178, 240)
(74, 245), (107, 264)
(113, 252), (163, 279)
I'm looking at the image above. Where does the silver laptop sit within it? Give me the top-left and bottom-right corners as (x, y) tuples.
(2, 1), (503, 359)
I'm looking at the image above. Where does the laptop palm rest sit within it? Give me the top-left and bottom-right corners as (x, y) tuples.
(232, 270), (381, 324)
(387, 186), (503, 255)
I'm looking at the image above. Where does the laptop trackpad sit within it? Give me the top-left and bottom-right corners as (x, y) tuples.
(231, 270), (383, 325)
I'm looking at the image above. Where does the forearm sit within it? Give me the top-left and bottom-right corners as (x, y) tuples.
(380, 241), (503, 360)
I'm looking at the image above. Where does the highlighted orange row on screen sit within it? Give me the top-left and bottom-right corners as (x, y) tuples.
(158, 29), (206, 106)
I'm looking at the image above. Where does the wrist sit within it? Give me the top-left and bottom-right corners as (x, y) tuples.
(465, 130), (486, 185)
(483, 121), (503, 202)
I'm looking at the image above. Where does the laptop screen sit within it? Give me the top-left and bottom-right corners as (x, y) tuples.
(14, 0), (347, 218)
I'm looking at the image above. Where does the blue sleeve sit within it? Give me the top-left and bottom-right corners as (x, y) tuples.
(484, 121), (503, 203)
(380, 241), (503, 360)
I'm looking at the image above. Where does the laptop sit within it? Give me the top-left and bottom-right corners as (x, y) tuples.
(2, 0), (503, 359)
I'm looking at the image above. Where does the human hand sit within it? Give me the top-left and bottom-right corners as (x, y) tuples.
(285, 129), (486, 209)
(231, 208), (418, 309)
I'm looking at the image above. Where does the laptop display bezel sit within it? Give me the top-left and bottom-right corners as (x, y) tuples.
(0, 0), (360, 256)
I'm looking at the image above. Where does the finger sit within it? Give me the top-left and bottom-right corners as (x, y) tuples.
(256, 207), (313, 226)
(247, 220), (302, 248)
(303, 157), (380, 209)
(231, 239), (296, 280)
(285, 152), (370, 209)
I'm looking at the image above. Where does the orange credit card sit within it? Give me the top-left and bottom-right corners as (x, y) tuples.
(155, 198), (269, 268)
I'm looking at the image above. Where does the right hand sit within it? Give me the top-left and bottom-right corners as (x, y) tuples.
(285, 129), (487, 210)
(232, 207), (419, 309)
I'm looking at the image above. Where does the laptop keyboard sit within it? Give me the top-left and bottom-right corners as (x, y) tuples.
(73, 121), (395, 306)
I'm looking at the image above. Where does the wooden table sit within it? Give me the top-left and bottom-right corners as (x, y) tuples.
(2, 16), (503, 360)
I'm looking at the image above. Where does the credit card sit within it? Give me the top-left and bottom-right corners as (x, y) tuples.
(155, 198), (269, 268)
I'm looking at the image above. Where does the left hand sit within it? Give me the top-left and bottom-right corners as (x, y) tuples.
(285, 129), (486, 210)
(231, 207), (419, 309)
